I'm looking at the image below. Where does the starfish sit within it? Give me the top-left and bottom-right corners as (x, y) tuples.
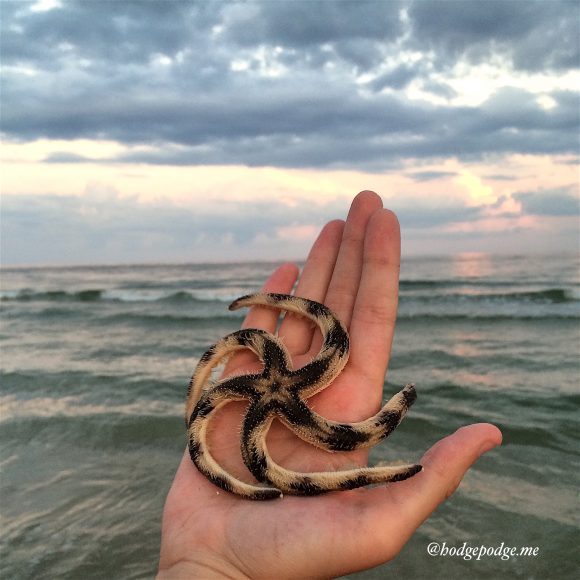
(185, 293), (422, 500)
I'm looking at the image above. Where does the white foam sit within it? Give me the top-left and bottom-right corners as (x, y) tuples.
(0, 395), (181, 422)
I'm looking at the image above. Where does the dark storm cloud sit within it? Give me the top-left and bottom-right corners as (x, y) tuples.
(408, 0), (580, 71)
(223, 0), (404, 71)
(1, 0), (219, 66)
(28, 86), (578, 169)
(2, 0), (578, 169)
(513, 186), (580, 217)
(226, 0), (404, 47)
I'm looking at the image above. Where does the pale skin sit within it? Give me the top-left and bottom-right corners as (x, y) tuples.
(158, 191), (503, 579)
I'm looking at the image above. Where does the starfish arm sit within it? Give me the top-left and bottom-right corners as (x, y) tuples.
(229, 293), (350, 397)
(239, 401), (422, 495)
(188, 386), (282, 501)
(239, 400), (276, 482)
(286, 351), (346, 398)
(281, 384), (418, 452)
(264, 459), (422, 496)
(256, 332), (294, 377)
(239, 387), (421, 496)
(185, 328), (273, 425)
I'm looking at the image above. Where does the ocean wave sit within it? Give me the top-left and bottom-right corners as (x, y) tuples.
(405, 288), (579, 303)
(0, 413), (183, 452)
(0, 395), (183, 452)
(0, 288), (244, 304)
(0, 289), (104, 302)
(3, 285), (578, 305)
(401, 277), (580, 289)
(14, 307), (576, 326)
(0, 394), (181, 423)
(397, 312), (579, 321)
(514, 288), (580, 303)
(98, 312), (238, 326)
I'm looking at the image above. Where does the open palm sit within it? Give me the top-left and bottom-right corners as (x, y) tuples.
(158, 191), (502, 579)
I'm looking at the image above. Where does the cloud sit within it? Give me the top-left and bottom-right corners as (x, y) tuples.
(513, 186), (580, 216)
(483, 174), (519, 182)
(367, 63), (425, 92)
(0, 190), (342, 264)
(408, 0), (580, 72)
(1, 189), (493, 265)
(44, 152), (94, 163)
(407, 171), (458, 182)
(2, 0), (218, 67)
(20, 87), (575, 171)
(2, 0), (578, 170)
(223, 0), (404, 71)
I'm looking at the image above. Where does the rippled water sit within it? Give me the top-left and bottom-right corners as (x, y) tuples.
(1, 255), (578, 579)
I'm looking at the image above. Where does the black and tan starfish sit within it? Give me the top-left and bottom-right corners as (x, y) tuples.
(185, 293), (422, 500)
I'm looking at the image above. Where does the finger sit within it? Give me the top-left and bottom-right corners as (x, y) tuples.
(348, 209), (401, 394)
(324, 191), (383, 329)
(279, 220), (345, 354)
(360, 423), (503, 559)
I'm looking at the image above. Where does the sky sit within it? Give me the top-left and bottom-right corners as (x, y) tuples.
(1, 0), (579, 266)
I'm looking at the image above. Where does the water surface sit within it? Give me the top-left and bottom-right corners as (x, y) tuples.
(1, 255), (578, 578)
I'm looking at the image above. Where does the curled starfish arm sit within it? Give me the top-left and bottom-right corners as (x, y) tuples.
(185, 328), (273, 425)
(283, 383), (418, 451)
(239, 403), (421, 495)
(229, 293), (350, 396)
(239, 387), (421, 495)
(188, 384), (282, 500)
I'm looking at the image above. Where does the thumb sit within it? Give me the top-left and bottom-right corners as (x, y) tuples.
(413, 422), (502, 503)
(361, 423), (502, 561)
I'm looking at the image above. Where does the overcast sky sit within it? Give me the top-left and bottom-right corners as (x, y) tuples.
(2, 0), (579, 266)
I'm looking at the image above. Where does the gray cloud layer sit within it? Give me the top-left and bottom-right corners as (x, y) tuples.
(2, 0), (578, 169)
(514, 187), (580, 216)
(408, 0), (579, 71)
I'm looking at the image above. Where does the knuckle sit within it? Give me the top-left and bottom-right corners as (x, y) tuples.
(364, 253), (399, 269)
(355, 301), (396, 326)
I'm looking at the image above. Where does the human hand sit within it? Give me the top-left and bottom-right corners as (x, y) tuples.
(158, 191), (502, 579)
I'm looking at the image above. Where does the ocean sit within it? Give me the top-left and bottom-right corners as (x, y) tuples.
(1, 255), (578, 579)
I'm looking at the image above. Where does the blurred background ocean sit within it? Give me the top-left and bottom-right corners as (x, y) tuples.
(1, 253), (578, 579)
